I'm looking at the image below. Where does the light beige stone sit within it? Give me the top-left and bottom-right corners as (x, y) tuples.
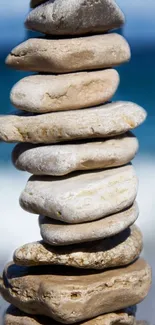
(4, 305), (136, 325)
(20, 165), (138, 224)
(14, 225), (143, 270)
(0, 102), (147, 144)
(6, 34), (131, 73)
(30, 0), (47, 8)
(10, 70), (119, 113)
(12, 133), (139, 176)
(0, 259), (151, 324)
(25, 0), (125, 36)
(40, 202), (139, 245)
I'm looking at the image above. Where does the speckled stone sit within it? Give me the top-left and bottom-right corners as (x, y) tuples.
(14, 225), (143, 270)
(4, 305), (136, 325)
(0, 102), (147, 144)
(6, 34), (131, 73)
(20, 165), (138, 224)
(10, 70), (119, 113)
(0, 259), (151, 324)
(12, 133), (139, 176)
(25, 0), (125, 36)
(39, 202), (139, 245)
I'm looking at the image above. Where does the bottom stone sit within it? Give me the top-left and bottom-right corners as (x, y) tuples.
(4, 305), (136, 325)
(0, 259), (151, 324)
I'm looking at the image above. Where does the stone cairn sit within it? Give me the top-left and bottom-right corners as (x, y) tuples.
(0, 0), (152, 324)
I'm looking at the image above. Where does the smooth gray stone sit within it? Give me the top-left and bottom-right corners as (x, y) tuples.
(0, 102), (147, 144)
(25, 0), (125, 36)
(19, 165), (138, 224)
(6, 34), (131, 73)
(12, 133), (139, 176)
(10, 70), (119, 113)
(39, 202), (139, 245)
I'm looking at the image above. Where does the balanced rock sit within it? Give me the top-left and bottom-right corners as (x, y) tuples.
(12, 133), (139, 176)
(20, 165), (138, 223)
(25, 0), (125, 36)
(30, 0), (47, 8)
(0, 102), (146, 144)
(0, 259), (151, 323)
(6, 34), (131, 73)
(14, 225), (143, 270)
(4, 305), (136, 325)
(10, 70), (119, 113)
(39, 202), (139, 245)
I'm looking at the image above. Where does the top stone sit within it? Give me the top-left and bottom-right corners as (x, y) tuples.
(25, 0), (125, 36)
(30, 0), (47, 8)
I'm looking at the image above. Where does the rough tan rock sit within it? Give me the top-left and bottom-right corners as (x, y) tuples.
(0, 102), (147, 144)
(25, 0), (125, 36)
(4, 305), (136, 325)
(30, 0), (47, 8)
(14, 225), (143, 269)
(39, 202), (139, 245)
(6, 34), (131, 73)
(12, 133), (139, 176)
(0, 259), (151, 324)
(10, 70), (119, 113)
(20, 165), (138, 224)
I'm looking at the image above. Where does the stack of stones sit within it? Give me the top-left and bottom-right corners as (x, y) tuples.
(0, 0), (152, 324)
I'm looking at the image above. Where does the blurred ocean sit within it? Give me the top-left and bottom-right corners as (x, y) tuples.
(0, 0), (155, 324)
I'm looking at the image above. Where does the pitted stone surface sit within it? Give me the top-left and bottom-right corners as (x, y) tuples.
(6, 34), (131, 73)
(10, 70), (119, 113)
(20, 165), (138, 224)
(12, 133), (139, 176)
(25, 0), (125, 36)
(0, 102), (147, 144)
(4, 305), (136, 325)
(14, 225), (143, 269)
(0, 259), (151, 324)
(39, 202), (138, 245)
